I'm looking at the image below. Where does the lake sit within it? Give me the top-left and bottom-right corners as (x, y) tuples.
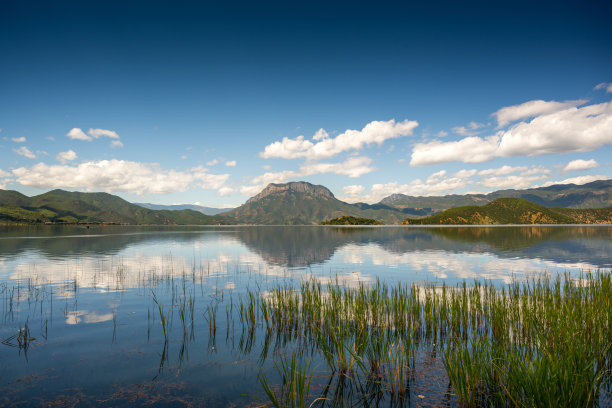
(1, 225), (611, 406)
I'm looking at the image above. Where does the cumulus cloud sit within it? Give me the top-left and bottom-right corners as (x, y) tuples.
(13, 146), (36, 159)
(207, 159), (219, 166)
(218, 186), (234, 196)
(594, 83), (612, 93)
(478, 165), (527, 176)
(340, 165), (555, 203)
(88, 128), (119, 139)
(56, 150), (77, 164)
(110, 140), (123, 148)
(411, 101), (612, 166)
(453, 169), (478, 178)
(260, 119), (418, 160)
(563, 159), (599, 172)
(452, 121), (485, 136)
(541, 175), (610, 187)
(479, 174), (547, 189)
(492, 99), (586, 128)
(12, 160), (230, 195)
(66, 127), (121, 142)
(0, 168), (10, 177)
(11, 137), (26, 143)
(240, 156), (375, 196)
(225, 160), (237, 167)
(67, 128), (92, 141)
(342, 185), (365, 196)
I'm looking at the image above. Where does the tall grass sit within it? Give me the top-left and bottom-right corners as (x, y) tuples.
(245, 272), (611, 407)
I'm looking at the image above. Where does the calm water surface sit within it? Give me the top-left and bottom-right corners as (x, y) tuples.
(1, 225), (610, 406)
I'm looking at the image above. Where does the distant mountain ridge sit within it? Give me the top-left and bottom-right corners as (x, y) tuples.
(381, 179), (612, 210)
(403, 198), (612, 225)
(2, 179), (612, 226)
(134, 202), (233, 215)
(0, 189), (224, 225)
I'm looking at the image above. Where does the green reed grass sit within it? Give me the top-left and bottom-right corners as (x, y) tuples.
(258, 353), (316, 408)
(242, 271), (611, 407)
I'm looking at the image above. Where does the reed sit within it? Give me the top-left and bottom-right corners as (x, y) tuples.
(258, 353), (315, 408)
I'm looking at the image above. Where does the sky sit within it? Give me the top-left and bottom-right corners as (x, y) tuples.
(1, 0), (611, 208)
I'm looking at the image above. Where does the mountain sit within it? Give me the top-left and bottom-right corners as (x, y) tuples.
(134, 202), (234, 215)
(221, 181), (407, 224)
(402, 198), (612, 225)
(0, 189), (225, 225)
(381, 179), (612, 211)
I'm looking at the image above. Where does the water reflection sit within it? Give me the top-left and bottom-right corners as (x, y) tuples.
(1, 226), (610, 291)
(2, 226), (611, 407)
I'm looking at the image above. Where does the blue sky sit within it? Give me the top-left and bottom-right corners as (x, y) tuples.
(1, 0), (611, 207)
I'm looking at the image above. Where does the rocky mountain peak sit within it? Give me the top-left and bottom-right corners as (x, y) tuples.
(246, 181), (335, 204)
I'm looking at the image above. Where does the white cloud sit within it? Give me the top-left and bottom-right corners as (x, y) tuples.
(339, 164), (558, 203)
(452, 121), (484, 136)
(88, 128), (120, 139)
(0, 169), (10, 177)
(240, 156), (375, 196)
(312, 128), (329, 140)
(207, 159), (219, 166)
(225, 160), (237, 167)
(110, 140), (123, 148)
(301, 156), (374, 178)
(12, 160), (230, 195)
(541, 175), (610, 187)
(436, 130), (448, 137)
(11, 137), (26, 143)
(478, 165), (527, 176)
(594, 83), (612, 93)
(67, 128), (92, 141)
(493, 99), (586, 128)
(342, 185), (365, 197)
(13, 146), (36, 159)
(56, 150), (77, 164)
(218, 186), (234, 196)
(480, 174), (547, 189)
(453, 169), (478, 178)
(563, 159), (599, 172)
(411, 136), (500, 166)
(411, 101), (612, 166)
(260, 119), (418, 160)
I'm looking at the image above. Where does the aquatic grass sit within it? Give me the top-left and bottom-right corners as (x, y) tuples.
(236, 271), (611, 406)
(258, 353), (316, 408)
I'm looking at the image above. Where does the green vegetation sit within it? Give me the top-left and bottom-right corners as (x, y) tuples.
(244, 273), (611, 407)
(224, 181), (408, 224)
(0, 189), (228, 225)
(403, 198), (612, 225)
(383, 179), (612, 211)
(320, 215), (383, 225)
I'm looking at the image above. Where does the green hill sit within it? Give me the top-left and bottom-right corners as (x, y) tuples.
(0, 189), (225, 225)
(382, 179), (612, 212)
(402, 198), (612, 225)
(221, 182), (406, 225)
(320, 216), (383, 225)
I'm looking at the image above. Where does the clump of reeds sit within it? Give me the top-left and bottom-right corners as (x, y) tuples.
(237, 271), (611, 407)
(258, 353), (315, 408)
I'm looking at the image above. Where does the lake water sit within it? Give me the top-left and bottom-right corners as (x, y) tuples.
(1, 225), (611, 406)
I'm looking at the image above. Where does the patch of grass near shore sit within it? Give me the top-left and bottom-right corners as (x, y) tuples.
(249, 272), (611, 407)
